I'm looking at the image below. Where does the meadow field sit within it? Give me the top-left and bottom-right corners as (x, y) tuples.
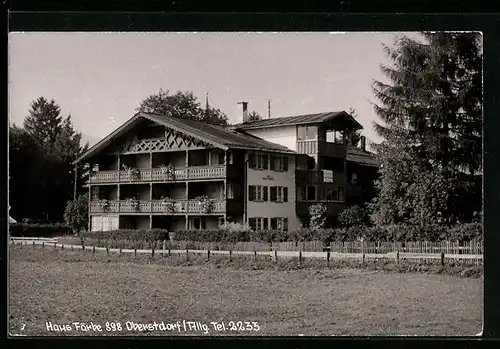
(9, 245), (483, 336)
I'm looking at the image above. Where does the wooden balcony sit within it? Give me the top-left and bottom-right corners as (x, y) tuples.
(89, 165), (226, 184)
(296, 140), (346, 158)
(296, 170), (345, 185)
(347, 184), (362, 197)
(90, 199), (226, 214)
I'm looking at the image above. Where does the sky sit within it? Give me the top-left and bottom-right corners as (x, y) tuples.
(9, 32), (420, 147)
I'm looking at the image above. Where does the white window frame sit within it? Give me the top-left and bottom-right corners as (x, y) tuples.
(276, 187), (285, 202)
(255, 154), (266, 170)
(253, 185), (265, 201)
(255, 217), (266, 231)
(227, 182), (234, 199)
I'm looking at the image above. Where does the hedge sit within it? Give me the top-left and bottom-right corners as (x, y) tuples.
(9, 223), (73, 237)
(76, 222), (482, 244)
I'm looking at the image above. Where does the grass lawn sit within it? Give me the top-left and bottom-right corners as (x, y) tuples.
(9, 245), (483, 336)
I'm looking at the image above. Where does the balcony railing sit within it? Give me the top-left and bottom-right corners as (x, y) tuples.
(296, 140), (346, 158)
(90, 199), (226, 214)
(90, 165), (226, 184)
(296, 170), (345, 185)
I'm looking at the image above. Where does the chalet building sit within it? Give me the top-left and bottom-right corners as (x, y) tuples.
(73, 106), (378, 232)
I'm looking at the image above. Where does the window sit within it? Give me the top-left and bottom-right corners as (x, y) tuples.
(228, 151), (234, 165)
(249, 217), (268, 231)
(307, 186), (316, 200)
(227, 182), (234, 199)
(270, 155), (289, 172)
(297, 125), (318, 140)
(249, 185), (268, 202)
(270, 217), (289, 231)
(249, 153), (268, 170)
(297, 187), (305, 201)
(270, 186), (288, 202)
(324, 187), (343, 201)
(190, 217), (205, 230)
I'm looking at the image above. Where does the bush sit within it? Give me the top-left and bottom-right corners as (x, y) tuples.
(9, 223), (73, 237)
(80, 229), (170, 242)
(309, 203), (327, 230)
(338, 205), (367, 227)
(64, 194), (89, 234)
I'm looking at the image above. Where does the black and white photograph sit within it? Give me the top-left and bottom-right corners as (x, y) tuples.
(8, 31), (483, 336)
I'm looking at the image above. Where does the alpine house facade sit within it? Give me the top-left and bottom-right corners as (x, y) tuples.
(73, 106), (378, 232)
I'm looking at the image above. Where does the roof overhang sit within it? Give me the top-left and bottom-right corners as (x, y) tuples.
(72, 112), (229, 165)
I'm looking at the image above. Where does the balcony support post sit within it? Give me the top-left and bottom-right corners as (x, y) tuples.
(117, 155), (121, 181)
(88, 181), (91, 231)
(149, 215), (152, 229)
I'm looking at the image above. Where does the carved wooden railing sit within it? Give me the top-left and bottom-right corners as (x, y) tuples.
(90, 199), (226, 214)
(90, 165), (226, 184)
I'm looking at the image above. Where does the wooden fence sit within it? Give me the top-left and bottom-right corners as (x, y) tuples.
(11, 237), (483, 266)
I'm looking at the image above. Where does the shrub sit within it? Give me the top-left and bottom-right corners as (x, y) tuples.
(309, 203), (327, 230)
(9, 223), (73, 237)
(447, 223), (483, 243)
(338, 205), (367, 227)
(64, 194), (89, 234)
(80, 229), (170, 242)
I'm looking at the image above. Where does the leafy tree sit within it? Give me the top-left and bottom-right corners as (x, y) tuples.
(137, 89), (229, 126)
(371, 32), (482, 224)
(64, 194), (89, 234)
(248, 110), (262, 122)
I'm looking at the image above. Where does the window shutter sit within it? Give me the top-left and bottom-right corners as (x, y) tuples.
(283, 218), (288, 231)
(248, 153), (256, 169)
(269, 155), (275, 171)
(263, 218), (268, 230)
(283, 156), (288, 171)
(270, 186), (277, 202)
(249, 185), (255, 201)
(262, 155), (269, 170)
(263, 186), (268, 202)
(283, 187), (288, 202)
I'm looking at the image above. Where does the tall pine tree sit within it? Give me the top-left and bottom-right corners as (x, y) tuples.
(371, 32), (482, 224)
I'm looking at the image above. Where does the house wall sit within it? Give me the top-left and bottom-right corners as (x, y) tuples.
(246, 153), (301, 230)
(244, 125), (297, 151)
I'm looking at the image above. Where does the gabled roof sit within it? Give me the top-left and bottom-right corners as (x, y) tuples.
(346, 146), (379, 167)
(73, 112), (295, 164)
(234, 111), (363, 130)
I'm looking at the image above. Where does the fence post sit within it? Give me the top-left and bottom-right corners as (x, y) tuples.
(106, 246), (109, 256)
(327, 251), (330, 266)
(54, 242), (57, 249)
(299, 251), (302, 265)
(152, 246), (155, 259)
(168, 247), (171, 257)
(71, 245), (73, 251)
(93, 246), (95, 254)
(363, 253), (365, 264)
(134, 247), (137, 258)
(82, 240), (85, 252)
(186, 248), (189, 261)
(119, 248), (122, 256)
(275, 250), (278, 264)
(42, 242), (44, 249)
(33, 241), (35, 249)
(396, 251), (399, 265)
(229, 250), (232, 262)
(62, 244), (64, 250)
(254, 251), (257, 261)
(207, 250), (210, 261)
(441, 252), (445, 266)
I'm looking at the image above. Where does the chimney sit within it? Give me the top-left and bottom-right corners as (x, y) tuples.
(238, 101), (249, 123)
(360, 136), (366, 151)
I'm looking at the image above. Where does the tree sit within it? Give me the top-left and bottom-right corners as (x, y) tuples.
(137, 89), (229, 126)
(368, 125), (448, 226)
(64, 194), (89, 234)
(248, 111), (262, 122)
(338, 205), (367, 227)
(309, 203), (327, 230)
(344, 108), (362, 147)
(10, 98), (89, 222)
(371, 32), (482, 224)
